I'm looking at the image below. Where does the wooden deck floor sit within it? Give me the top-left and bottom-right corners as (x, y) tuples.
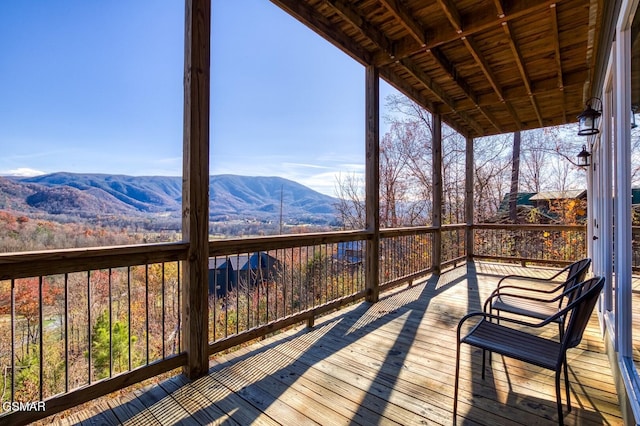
(42, 262), (622, 425)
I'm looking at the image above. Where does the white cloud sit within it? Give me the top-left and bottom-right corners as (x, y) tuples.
(2, 167), (46, 177)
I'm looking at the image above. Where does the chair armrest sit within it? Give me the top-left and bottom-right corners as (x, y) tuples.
(457, 311), (550, 341)
(495, 263), (573, 289)
(496, 273), (563, 289)
(494, 279), (566, 295)
(483, 280), (583, 313)
(482, 288), (564, 313)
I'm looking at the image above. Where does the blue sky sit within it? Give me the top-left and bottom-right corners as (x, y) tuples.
(0, 1), (397, 196)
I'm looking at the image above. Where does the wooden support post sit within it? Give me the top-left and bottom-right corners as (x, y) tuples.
(182, 0), (211, 379)
(465, 136), (474, 259)
(365, 65), (380, 303)
(432, 113), (442, 274)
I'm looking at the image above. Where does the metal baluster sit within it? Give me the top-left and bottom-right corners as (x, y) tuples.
(127, 267), (131, 371)
(64, 274), (69, 392)
(87, 271), (92, 384)
(161, 263), (165, 358)
(109, 269), (113, 378)
(39, 276), (44, 400)
(10, 279), (15, 403)
(145, 264), (149, 365)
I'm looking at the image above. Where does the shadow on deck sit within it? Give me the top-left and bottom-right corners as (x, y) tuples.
(42, 261), (621, 425)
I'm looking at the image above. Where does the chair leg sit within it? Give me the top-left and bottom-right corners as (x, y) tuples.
(564, 355), (571, 412)
(454, 341), (461, 426)
(481, 349), (486, 380)
(556, 370), (565, 426)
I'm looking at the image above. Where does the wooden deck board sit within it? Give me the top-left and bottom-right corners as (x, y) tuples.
(39, 262), (623, 425)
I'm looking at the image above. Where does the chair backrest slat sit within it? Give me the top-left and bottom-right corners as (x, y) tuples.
(562, 277), (604, 350)
(561, 258), (592, 307)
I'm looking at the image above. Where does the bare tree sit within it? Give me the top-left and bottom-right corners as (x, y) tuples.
(473, 134), (512, 221)
(334, 172), (365, 229)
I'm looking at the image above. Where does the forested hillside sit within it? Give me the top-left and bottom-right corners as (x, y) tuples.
(0, 173), (339, 232)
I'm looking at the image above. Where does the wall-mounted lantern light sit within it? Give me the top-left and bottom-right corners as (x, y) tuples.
(632, 105), (638, 129)
(577, 145), (591, 167)
(577, 97), (602, 136)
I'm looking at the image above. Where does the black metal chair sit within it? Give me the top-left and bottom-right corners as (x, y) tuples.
(453, 276), (604, 426)
(484, 258), (591, 335)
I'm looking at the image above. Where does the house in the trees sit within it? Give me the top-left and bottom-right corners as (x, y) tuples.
(335, 241), (364, 264)
(208, 252), (280, 297)
(495, 190), (587, 223)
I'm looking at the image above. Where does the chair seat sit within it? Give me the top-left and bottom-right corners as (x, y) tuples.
(491, 295), (561, 321)
(462, 320), (562, 370)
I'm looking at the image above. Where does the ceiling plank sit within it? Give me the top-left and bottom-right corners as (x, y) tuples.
(462, 35), (504, 102)
(463, 34), (523, 129)
(428, 48), (477, 105)
(501, 21), (543, 127)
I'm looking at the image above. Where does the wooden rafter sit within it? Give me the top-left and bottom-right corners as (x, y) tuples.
(378, 0), (427, 46)
(438, 0), (528, 129)
(266, 0), (601, 137)
(270, 0), (373, 65)
(381, 0), (501, 133)
(400, 57), (456, 109)
(493, 0), (505, 18)
(322, 0), (395, 59)
(550, 3), (567, 123)
(376, 0), (561, 66)
(429, 48), (502, 132)
(321, 0), (490, 135)
(502, 21), (543, 127)
(461, 36), (502, 101)
(436, 0), (463, 34)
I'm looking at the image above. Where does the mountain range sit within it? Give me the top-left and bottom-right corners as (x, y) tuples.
(0, 172), (339, 225)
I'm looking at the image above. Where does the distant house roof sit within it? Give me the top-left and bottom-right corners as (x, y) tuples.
(529, 190), (586, 201)
(497, 192), (536, 212)
(208, 252), (278, 272)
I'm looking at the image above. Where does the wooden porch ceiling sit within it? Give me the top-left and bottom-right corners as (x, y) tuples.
(270, 0), (608, 138)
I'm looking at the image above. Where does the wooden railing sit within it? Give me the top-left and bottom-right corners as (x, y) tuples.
(0, 223), (612, 424)
(0, 228), (441, 424)
(0, 243), (189, 424)
(472, 224), (587, 266)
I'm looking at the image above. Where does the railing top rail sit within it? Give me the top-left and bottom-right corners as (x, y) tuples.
(209, 230), (372, 255)
(0, 242), (189, 280)
(473, 223), (586, 231)
(380, 226), (437, 238)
